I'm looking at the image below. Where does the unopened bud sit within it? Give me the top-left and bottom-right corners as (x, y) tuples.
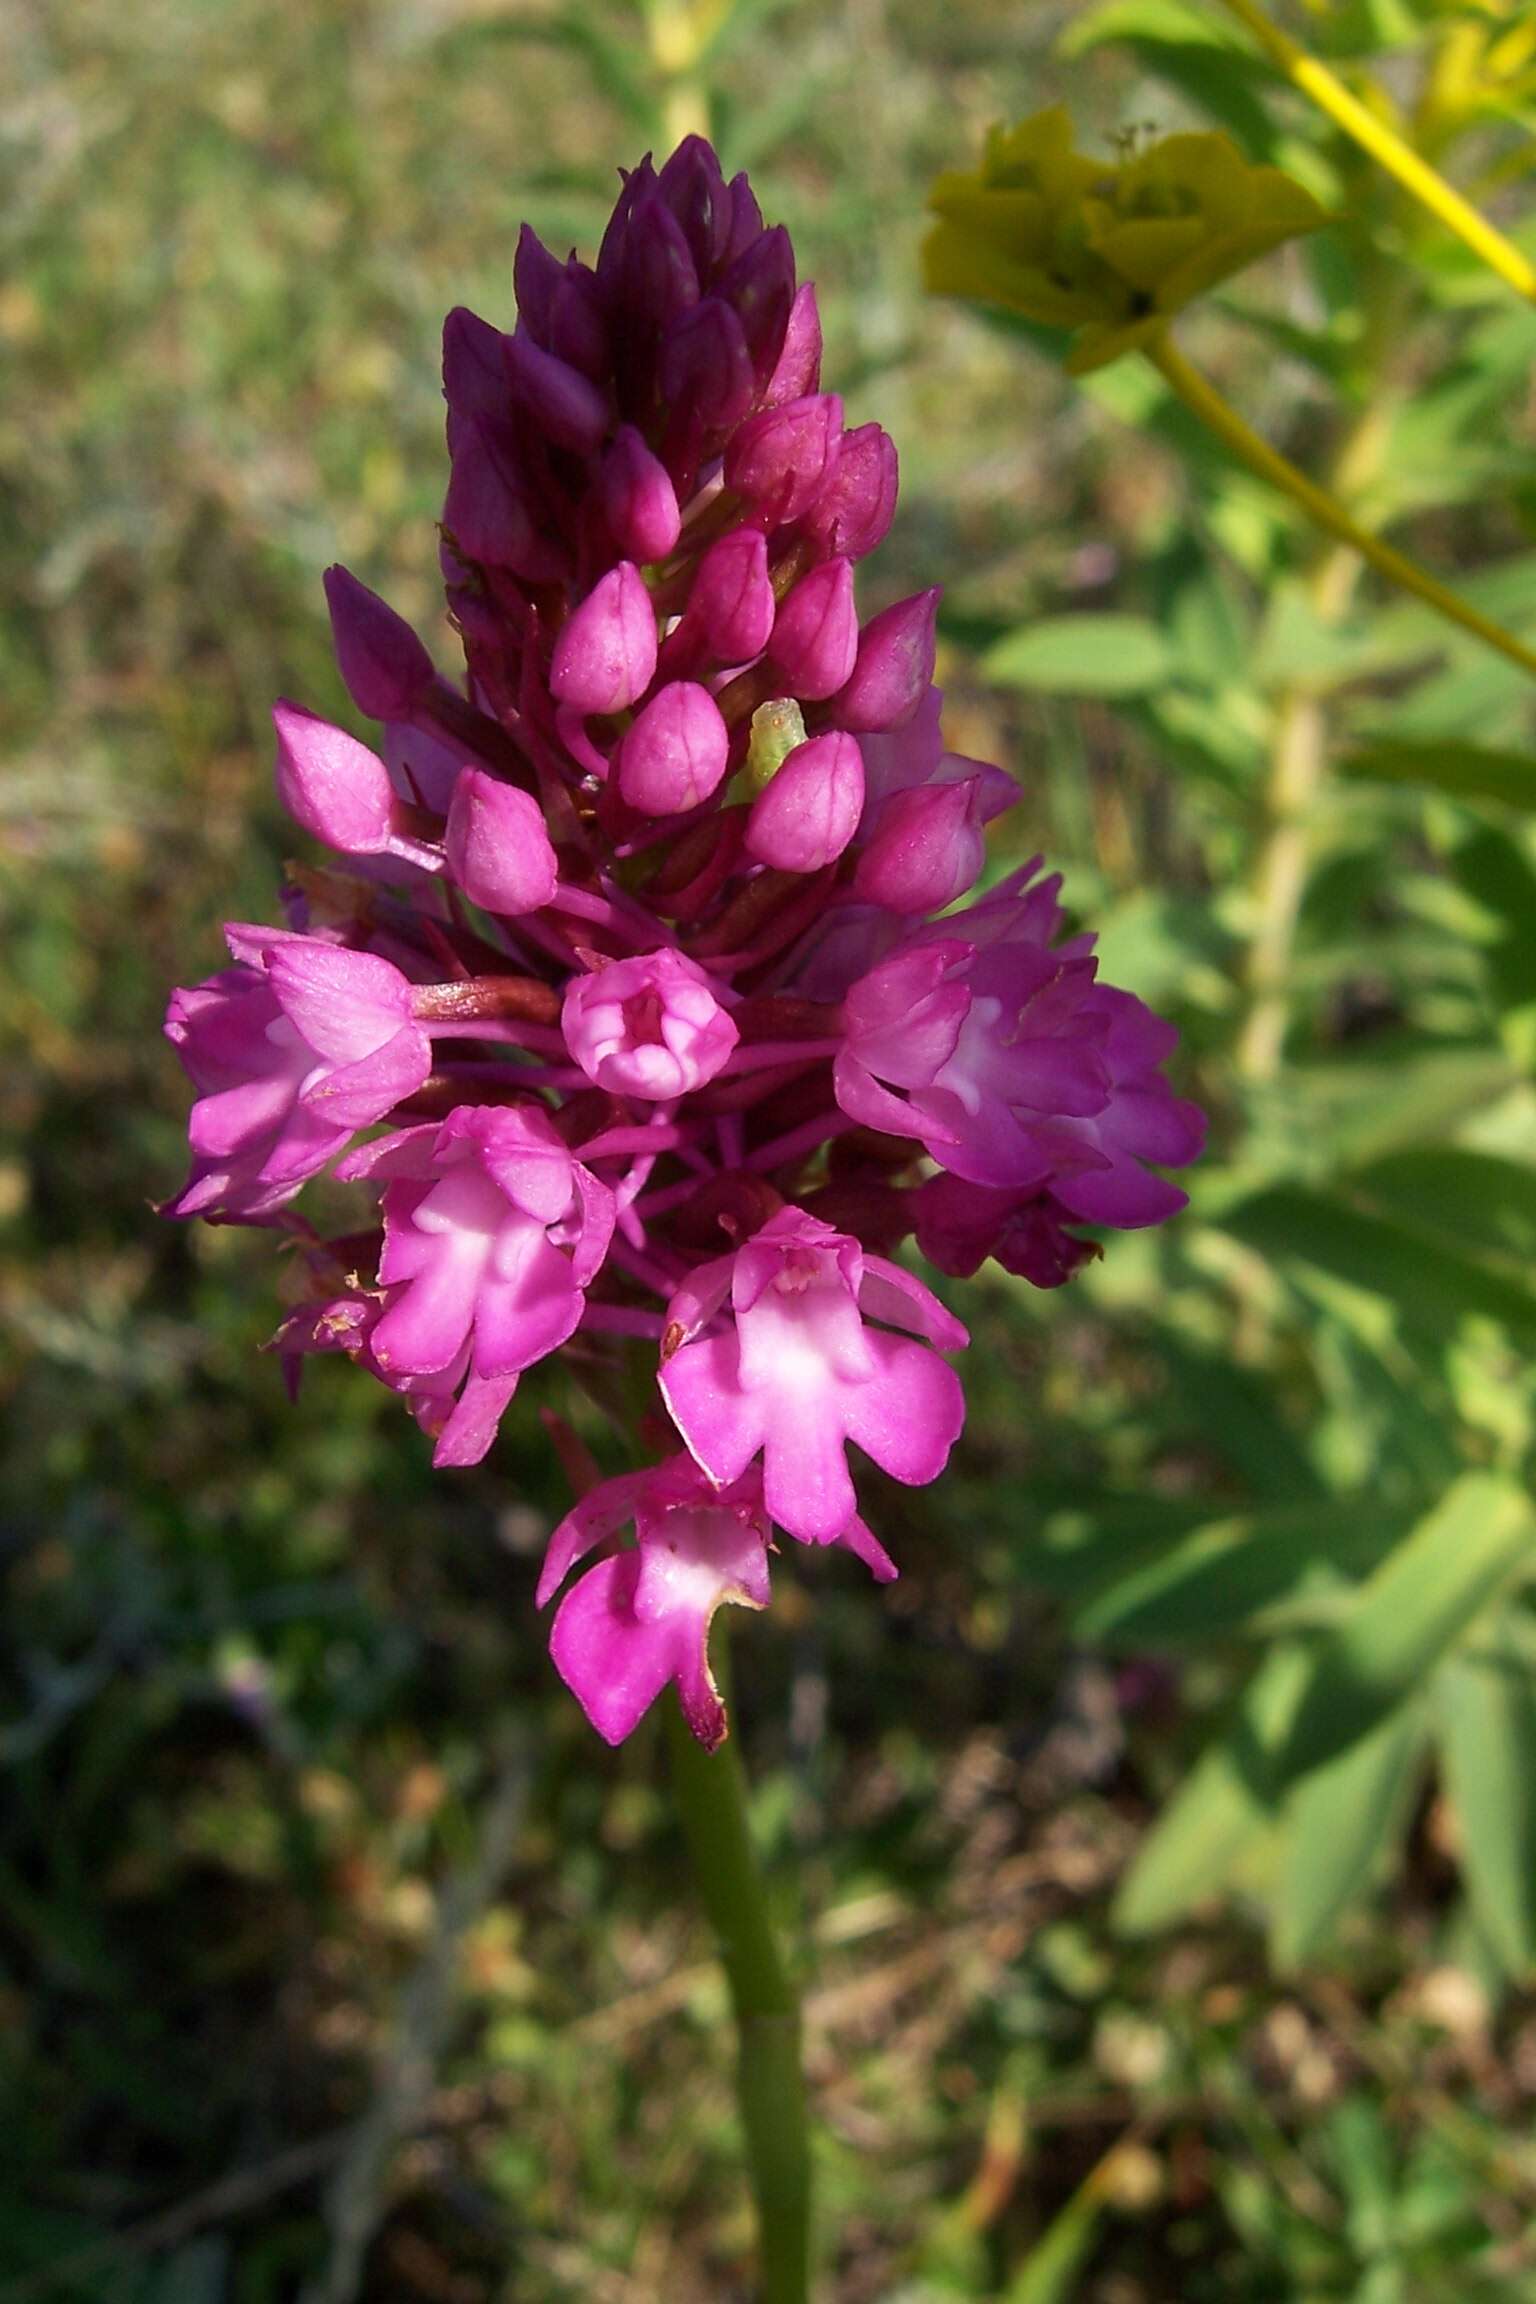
(768, 556), (858, 699)
(600, 426), (682, 563)
(800, 423), (899, 562)
(550, 563), (658, 716)
(273, 700), (397, 854)
(442, 307), (509, 435)
(717, 223), (795, 385)
(504, 332), (608, 456)
(691, 529), (776, 665)
(323, 567), (436, 722)
(762, 283), (822, 408)
(853, 776), (985, 914)
(443, 419), (563, 581)
(745, 730), (864, 871)
(660, 299), (755, 436)
(835, 589), (940, 731)
(616, 682), (731, 815)
(656, 137), (733, 273)
(724, 394), (842, 526)
(444, 768), (560, 914)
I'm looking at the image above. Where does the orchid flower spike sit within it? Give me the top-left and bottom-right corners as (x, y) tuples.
(164, 135), (1202, 1746)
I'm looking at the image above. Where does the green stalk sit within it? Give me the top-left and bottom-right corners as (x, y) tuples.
(1146, 334), (1536, 684)
(664, 1678), (811, 2303)
(1214, 0), (1536, 308)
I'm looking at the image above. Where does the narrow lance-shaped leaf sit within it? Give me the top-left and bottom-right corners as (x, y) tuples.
(981, 616), (1176, 699)
(1077, 1499), (1417, 1650)
(1270, 1704), (1428, 1970)
(1277, 1475), (1536, 1785)
(1339, 739), (1536, 814)
(1114, 1643), (1309, 1936)
(1437, 1629), (1536, 1979)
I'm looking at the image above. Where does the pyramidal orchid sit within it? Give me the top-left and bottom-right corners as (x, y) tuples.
(161, 138), (1203, 1753)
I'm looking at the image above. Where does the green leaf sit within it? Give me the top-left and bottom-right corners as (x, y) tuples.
(1059, 0), (1244, 53)
(1114, 1644), (1309, 1934)
(1217, 1183), (1536, 1347)
(1340, 740), (1536, 812)
(1248, 1045), (1516, 1172)
(1270, 1704), (1427, 1968)
(1278, 1475), (1536, 1783)
(1437, 1632), (1536, 1976)
(1077, 1500), (1417, 1649)
(1151, 1335), (1329, 1498)
(981, 615), (1175, 699)
(1350, 1148), (1536, 1270)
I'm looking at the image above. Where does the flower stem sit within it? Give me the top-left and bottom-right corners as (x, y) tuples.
(1232, 282), (1403, 1080)
(1214, 0), (1536, 307)
(1145, 333), (1536, 684)
(663, 1681), (811, 2304)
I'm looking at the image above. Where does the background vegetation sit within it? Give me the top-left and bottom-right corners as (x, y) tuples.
(6, 0), (1536, 2295)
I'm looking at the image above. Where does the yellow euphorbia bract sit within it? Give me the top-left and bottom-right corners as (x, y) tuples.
(925, 107), (1327, 371)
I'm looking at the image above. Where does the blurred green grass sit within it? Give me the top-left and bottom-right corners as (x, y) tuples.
(6, 2), (1536, 2298)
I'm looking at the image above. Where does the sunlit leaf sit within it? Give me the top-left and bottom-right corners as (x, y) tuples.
(1340, 740), (1536, 812)
(981, 615), (1176, 697)
(1077, 1499), (1417, 1648)
(1271, 1704), (1427, 1967)
(1438, 1630), (1536, 1977)
(1277, 1476), (1536, 1782)
(1114, 1644), (1308, 1933)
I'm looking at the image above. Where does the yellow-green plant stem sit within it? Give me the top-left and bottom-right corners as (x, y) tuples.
(1214, 0), (1536, 307)
(641, 0), (713, 146)
(1222, 327), (1397, 1079)
(1237, 542), (1361, 1082)
(665, 1684), (811, 2304)
(1145, 333), (1536, 685)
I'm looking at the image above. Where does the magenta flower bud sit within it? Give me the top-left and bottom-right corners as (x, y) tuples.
(657, 137), (733, 272)
(273, 701), (397, 854)
(768, 557), (858, 700)
(504, 332), (608, 456)
(835, 589), (940, 732)
(723, 171), (766, 263)
(852, 776), (988, 915)
(763, 283), (822, 408)
(600, 426), (682, 563)
(745, 730), (864, 872)
(690, 528), (775, 663)
(563, 948), (738, 1098)
(611, 180), (700, 332)
(442, 307), (509, 438)
(717, 223), (795, 384)
(724, 393), (843, 526)
(660, 299), (755, 436)
(323, 567), (436, 722)
(616, 681), (730, 815)
(800, 423), (899, 562)
(548, 261), (610, 382)
(444, 768), (560, 914)
(511, 231), (607, 378)
(512, 226), (564, 341)
(443, 419), (564, 581)
(550, 563), (658, 715)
